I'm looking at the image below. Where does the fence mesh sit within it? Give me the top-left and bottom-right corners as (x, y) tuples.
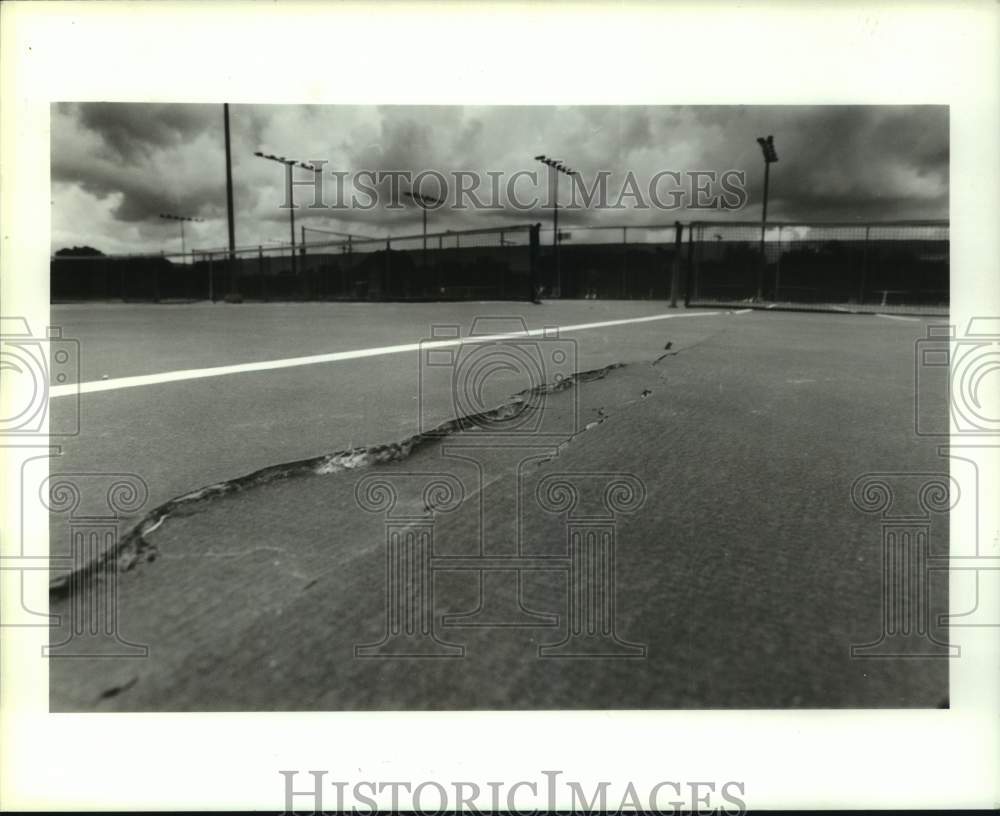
(51, 224), (539, 303)
(51, 219), (949, 313)
(686, 221), (948, 314)
(537, 223), (684, 299)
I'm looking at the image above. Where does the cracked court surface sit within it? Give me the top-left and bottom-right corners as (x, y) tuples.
(43, 301), (950, 710)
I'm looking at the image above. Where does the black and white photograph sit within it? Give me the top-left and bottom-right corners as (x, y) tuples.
(43, 102), (956, 712)
(2, 2), (998, 812)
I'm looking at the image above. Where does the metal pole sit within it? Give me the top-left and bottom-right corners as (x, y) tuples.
(670, 221), (682, 307)
(859, 225), (871, 304)
(553, 173), (560, 297)
(258, 245), (265, 302)
(757, 159), (770, 301)
(288, 167), (297, 277)
(224, 104), (237, 299)
(529, 223), (540, 302)
(622, 226), (628, 298)
(684, 223), (696, 306)
(223, 104), (236, 261)
(180, 221), (186, 257)
(229, 246), (237, 298)
(774, 225), (782, 301)
(301, 225), (308, 299)
(422, 206), (427, 269)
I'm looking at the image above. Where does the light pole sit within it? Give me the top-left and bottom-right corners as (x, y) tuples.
(253, 151), (321, 276)
(534, 155), (579, 297)
(755, 134), (779, 300)
(404, 190), (444, 270)
(159, 213), (204, 261)
(223, 104), (237, 298)
(223, 104), (236, 263)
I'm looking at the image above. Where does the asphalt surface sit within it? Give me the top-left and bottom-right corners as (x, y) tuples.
(45, 302), (950, 710)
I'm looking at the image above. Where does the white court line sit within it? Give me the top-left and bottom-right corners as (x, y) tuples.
(50, 309), (734, 398)
(875, 313), (920, 322)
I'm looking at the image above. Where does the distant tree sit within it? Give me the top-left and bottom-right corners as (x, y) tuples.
(54, 246), (105, 257)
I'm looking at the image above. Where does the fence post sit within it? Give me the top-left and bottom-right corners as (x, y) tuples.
(257, 246), (266, 302)
(529, 223), (541, 302)
(684, 223), (696, 307)
(203, 253), (212, 302)
(622, 226), (628, 299)
(669, 221), (682, 307)
(300, 226), (308, 300)
(859, 225), (870, 304)
(153, 252), (162, 303)
(230, 247), (239, 300)
(207, 253), (214, 302)
(385, 239), (391, 300)
(774, 225), (783, 301)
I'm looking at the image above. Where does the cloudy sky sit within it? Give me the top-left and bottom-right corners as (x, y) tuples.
(51, 104), (948, 255)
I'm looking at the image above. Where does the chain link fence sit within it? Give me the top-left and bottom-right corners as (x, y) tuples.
(685, 221), (948, 314)
(51, 224), (541, 303)
(52, 220), (948, 313)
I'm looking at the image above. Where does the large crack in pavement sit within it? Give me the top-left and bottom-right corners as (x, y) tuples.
(50, 361), (638, 599)
(49, 323), (725, 601)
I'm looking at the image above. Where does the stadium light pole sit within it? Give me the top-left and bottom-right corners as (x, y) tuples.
(223, 104), (238, 298)
(159, 213), (204, 261)
(223, 104), (236, 262)
(535, 155), (578, 297)
(404, 190), (444, 270)
(253, 151), (321, 276)
(755, 134), (779, 300)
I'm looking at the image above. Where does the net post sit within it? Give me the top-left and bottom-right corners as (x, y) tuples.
(669, 221), (682, 307)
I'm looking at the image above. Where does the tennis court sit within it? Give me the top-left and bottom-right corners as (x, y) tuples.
(46, 300), (949, 710)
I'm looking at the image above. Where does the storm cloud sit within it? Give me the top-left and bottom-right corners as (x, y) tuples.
(51, 104), (947, 255)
